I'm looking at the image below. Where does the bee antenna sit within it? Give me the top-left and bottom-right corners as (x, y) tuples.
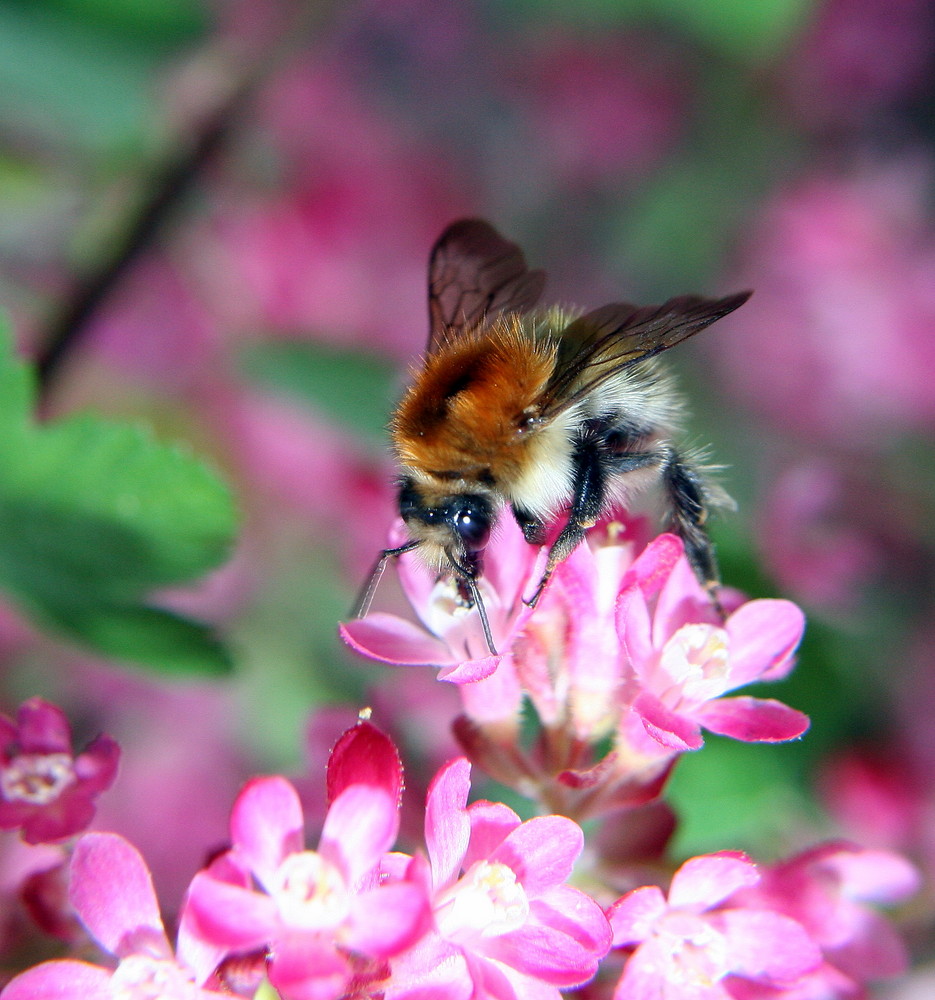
(352, 539), (422, 619)
(465, 576), (498, 657)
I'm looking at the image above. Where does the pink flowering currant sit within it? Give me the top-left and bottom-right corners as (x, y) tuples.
(385, 756), (612, 999)
(2, 832), (226, 999)
(607, 852), (822, 999)
(0, 698), (119, 844)
(181, 722), (431, 999)
(731, 841), (920, 997)
(617, 535), (810, 751)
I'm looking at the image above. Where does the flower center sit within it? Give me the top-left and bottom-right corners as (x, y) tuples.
(110, 954), (199, 1000)
(272, 851), (350, 930)
(654, 910), (730, 987)
(436, 860), (530, 942)
(658, 624), (730, 703)
(0, 752), (76, 804)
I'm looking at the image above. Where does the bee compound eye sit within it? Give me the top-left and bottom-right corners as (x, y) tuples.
(452, 504), (491, 552)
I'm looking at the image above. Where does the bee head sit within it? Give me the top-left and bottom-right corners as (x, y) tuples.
(397, 477), (493, 568)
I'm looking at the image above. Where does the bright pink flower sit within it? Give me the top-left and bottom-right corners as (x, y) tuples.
(608, 852), (822, 1000)
(182, 736), (430, 999)
(0, 698), (119, 845)
(387, 757), (612, 999)
(618, 536), (810, 751)
(733, 842), (920, 996)
(341, 516), (542, 690)
(2, 832), (225, 999)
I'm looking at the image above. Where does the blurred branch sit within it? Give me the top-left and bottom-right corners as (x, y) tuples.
(34, 4), (322, 402)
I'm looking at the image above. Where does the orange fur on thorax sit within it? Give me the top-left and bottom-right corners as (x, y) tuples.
(393, 317), (556, 484)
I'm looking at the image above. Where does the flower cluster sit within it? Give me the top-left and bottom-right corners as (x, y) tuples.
(342, 519), (809, 818)
(1, 715), (917, 1000)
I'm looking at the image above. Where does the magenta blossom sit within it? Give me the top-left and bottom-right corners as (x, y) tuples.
(618, 536), (810, 751)
(2, 832), (225, 999)
(0, 698), (119, 844)
(182, 762), (431, 998)
(386, 757), (612, 999)
(341, 516), (542, 688)
(608, 852), (822, 999)
(732, 842), (920, 997)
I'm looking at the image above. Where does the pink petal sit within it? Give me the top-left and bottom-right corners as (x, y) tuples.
(490, 816), (583, 896)
(326, 721), (403, 809)
(726, 600), (806, 684)
(611, 945), (670, 1000)
(695, 697), (810, 743)
(319, 785), (399, 885)
(463, 801), (520, 872)
(486, 919), (607, 987)
(607, 885), (667, 946)
(668, 853), (759, 910)
(268, 934), (350, 1000)
(437, 653), (502, 684)
(230, 776), (304, 886)
(339, 614), (454, 666)
(1, 959), (113, 999)
(17, 699), (72, 753)
(425, 758), (471, 891)
(183, 871), (278, 952)
(532, 885), (613, 955)
(720, 908), (822, 982)
(633, 692), (704, 751)
(73, 735), (120, 793)
(347, 881), (432, 956)
(385, 932), (471, 1000)
(652, 552), (710, 641)
(821, 847), (920, 904)
(69, 833), (168, 959)
(619, 534), (683, 598)
(616, 589), (654, 672)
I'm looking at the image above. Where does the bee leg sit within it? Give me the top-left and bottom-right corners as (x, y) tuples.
(662, 450), (723, 616)
(352, 539), (423, 619)
(524, 438), (609, 607)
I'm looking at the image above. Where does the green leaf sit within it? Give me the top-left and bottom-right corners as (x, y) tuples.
(505, 0), (815, 61)
(239, 340), (398, 446)
(0, 322), (238, 674)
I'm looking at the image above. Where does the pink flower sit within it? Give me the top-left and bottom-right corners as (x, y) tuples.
(341, 516), (542, 689)
(0, 698), (119, 844)
(387, 757), (612, 998)
(2, 831), (225, 999)
(608, 852), (822, 999)
(182, 723), (431, 999)
(619, 536), (810, 751)
(733, 842), (920, 996)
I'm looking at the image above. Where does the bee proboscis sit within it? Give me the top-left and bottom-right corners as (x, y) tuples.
(355, 219), (751, 655)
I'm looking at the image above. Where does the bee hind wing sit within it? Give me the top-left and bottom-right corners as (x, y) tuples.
(537, 290), (752, 420)
(427, 219), (546, 351)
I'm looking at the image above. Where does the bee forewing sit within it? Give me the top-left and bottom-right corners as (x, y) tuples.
(537, 290), (751, 420)
(427, 218), (545, 351)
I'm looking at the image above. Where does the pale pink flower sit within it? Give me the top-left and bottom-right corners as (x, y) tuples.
(732, 842), (920, 997)
(386, 757), (612, 999)
(608, 852), (822, 1000)
(618, 536), (810, 751)
(0, 698), (119, 845)
(341, 516), (542, 689)
(2, 832), (226, 999)
(182, 723), (430, 999)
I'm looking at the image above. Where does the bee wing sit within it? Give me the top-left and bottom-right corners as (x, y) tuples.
(536, 291), (751, 420)
(427, 219), (546, 352)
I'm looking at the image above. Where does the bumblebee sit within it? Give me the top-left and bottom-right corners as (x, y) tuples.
(356, 219), (750, 654)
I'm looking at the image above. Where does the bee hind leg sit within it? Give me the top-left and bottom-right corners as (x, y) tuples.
(662, 449), (724, 616)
